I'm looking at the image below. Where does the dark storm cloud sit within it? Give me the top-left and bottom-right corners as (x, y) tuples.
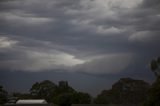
(0, 0), (160, 75)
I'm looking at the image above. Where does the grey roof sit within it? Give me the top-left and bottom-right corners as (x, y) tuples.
(16, 100), (47, 104)
(3, 104), (57, 106)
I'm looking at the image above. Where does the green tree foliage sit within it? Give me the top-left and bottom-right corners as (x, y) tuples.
(13, 92), (33, 99)
(144, 78), (160, 106)
(94, 90), (112, 104)
(30, 80), (57, 103)
(53, 81), (76, 105)
(94, 78), (150, 104)
(0, 85), (7, 104)
(72, 92), (91, 104)
(150, 57), (160, 77)
(144, 57), (160, 106)
(29, 80), (91, 106)
(56, 81), (75, 94)
(55, 92), (91, 106)
(56, 93), (73, 106)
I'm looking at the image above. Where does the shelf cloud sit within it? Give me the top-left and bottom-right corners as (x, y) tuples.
(0, 0), (160, 74)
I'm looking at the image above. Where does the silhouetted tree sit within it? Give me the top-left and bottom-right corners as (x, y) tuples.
(144, 78), (160, 106)
(56, 93), (73, 106)
(13, 92), (33, 99)
(94, 90), (112, 104)
(56, 81), (75, 94)
(30, 80), (57, 103)
(150, 57), (160, 77)
(0, 85), (7, 104)
(144, 57), (160, 106)
(29, 80), (91, 106)
(94, 78), (150, 104)
(72, 92), (91, 104)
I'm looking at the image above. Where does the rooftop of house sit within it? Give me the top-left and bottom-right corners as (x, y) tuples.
(16, 99), (47, 104)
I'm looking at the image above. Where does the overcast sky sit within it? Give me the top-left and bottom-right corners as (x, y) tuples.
(0, 0), (160, 96)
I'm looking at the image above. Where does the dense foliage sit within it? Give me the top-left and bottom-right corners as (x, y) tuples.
(30, 80), (58, 102)
(144, 57), (160, 106)
(150, 57), (160, 77)
(144, 78), (160, 106)
(0, 85), (7, 104)
(13, 80), (92, 106)
(94, 78), (150, 105)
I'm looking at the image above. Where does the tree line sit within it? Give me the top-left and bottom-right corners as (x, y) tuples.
(0, 79), (151, 106)
(0, 57), (160, 106)
(12, 80), (91, 106)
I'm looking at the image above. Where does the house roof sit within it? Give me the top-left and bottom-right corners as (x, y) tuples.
(16, 100), (47, 104)
(4, 104), (56, 106)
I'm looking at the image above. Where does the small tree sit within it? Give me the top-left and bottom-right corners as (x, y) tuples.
(150, 57), (160, 77)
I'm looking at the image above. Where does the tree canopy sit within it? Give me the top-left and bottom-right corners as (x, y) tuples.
(144, 57), (160, 106)
(144, 78), (160, 106)
(25, 80), (91, 106)
(94, 78), (150, 105)
(150, 57), (160, 77)
(30, 80), (57, 102)
(0, 85), (8, 104)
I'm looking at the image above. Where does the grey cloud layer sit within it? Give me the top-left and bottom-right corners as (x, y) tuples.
(0, 0), (160, 74)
